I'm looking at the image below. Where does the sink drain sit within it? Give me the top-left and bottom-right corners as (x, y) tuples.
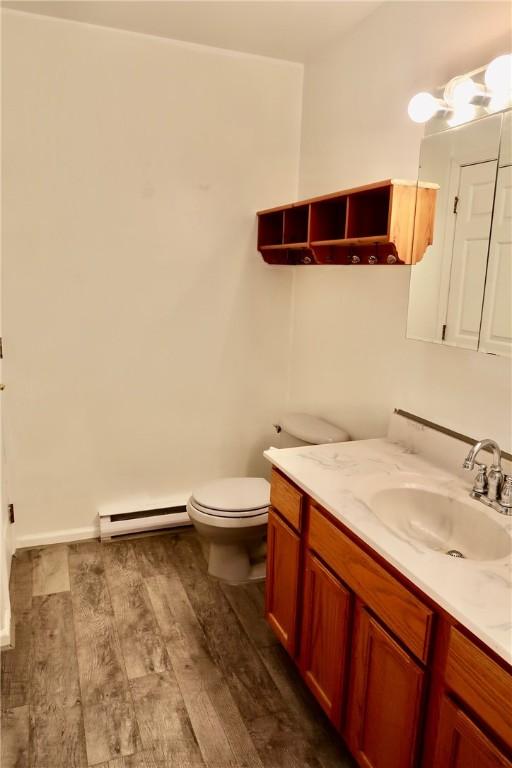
(446, 549), (465, 559)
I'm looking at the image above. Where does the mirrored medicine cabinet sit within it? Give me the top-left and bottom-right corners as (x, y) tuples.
(407, 109), (511, 358)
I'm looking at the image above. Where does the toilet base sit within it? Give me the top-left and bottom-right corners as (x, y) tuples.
(206, 540), (266, 584)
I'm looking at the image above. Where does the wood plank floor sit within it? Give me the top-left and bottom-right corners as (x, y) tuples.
(1, 530), (354, 768)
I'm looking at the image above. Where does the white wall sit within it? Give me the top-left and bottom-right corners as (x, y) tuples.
(2, 10), (303, 544)
(289, 1), (512, 450)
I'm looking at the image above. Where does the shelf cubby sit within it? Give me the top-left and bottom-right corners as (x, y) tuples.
(284, 205), (309, 244)
(346, 187), (390, 239)
(310, 197), (347, 242)
(257, 209), (284, 247)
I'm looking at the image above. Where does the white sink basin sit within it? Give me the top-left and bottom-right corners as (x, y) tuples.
(370, 487), (511, 561)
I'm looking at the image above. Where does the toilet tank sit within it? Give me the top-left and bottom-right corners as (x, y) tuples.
(275, 412), (350, 448)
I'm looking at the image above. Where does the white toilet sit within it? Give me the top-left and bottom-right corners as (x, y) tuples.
(187, 413), (350, 584)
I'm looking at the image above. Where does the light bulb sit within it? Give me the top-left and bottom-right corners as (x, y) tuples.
(485, 53), (512, 95)
(444, 76), (479, 107)
(407, 92), (441, 123)
(447, 104), (477, 127)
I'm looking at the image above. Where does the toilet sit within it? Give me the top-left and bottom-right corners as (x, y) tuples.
(187, 413), (350, 583)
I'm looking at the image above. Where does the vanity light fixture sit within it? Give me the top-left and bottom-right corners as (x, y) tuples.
(407, 52), (512, 125)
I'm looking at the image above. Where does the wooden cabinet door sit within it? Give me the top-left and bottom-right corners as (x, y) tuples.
(265, 509), (301, 655)
(346, 603), (425, 768)
(433, 696), (511, 768)
(300, 552), (352, 726)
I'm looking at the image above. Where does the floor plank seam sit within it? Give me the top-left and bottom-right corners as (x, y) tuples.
(98, 541), (143, 765)
(66, 545), (95, 767)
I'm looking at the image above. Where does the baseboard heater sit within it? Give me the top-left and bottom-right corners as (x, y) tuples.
(98, 495), (191, 541)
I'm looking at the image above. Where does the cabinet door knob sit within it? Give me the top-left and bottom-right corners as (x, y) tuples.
(350, 254), (360, 264)
(368, 254), (378, 264)
(387, 254), (397, 265)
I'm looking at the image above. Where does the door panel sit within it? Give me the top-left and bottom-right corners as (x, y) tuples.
(479, 164), (512, 357)
(265, 508), (301, 655)
(346, 603), (425, 768)
(433, 695), (511, 768)
(445, 160), (498, 349)
(300, 552), (351, 725)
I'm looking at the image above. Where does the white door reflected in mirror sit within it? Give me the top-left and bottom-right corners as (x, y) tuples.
(479, 165), (512, 357)
(444, 160), (497, 350)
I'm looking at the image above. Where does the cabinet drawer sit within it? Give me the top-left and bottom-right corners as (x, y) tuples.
(308, 503), (433, 661)
(270, 469), (303, 532)
(445, 627), (512, 749)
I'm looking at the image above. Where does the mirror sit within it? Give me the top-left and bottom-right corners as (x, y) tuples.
(407, 110), (511, 357)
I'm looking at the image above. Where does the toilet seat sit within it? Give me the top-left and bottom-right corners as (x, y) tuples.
(190, 499), (268, 518)
(187, 499), (269, 530)
(190, 477), (270, 519)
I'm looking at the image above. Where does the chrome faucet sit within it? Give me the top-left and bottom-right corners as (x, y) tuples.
(463, 438), (512, 515)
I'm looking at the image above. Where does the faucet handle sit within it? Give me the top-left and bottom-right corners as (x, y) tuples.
(500, 475), (512, 508)
(487, 465), (504, 502)
(472, 463), (488, 495)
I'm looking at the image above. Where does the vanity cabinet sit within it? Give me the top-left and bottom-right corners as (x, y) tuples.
(433, 697), (511, 768)
(265, 468), (512, 768)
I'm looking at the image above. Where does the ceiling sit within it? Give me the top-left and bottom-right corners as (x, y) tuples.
(1, 1), (380, 63)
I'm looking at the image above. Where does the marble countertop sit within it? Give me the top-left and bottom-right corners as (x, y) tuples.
(264, 437), (512, 664)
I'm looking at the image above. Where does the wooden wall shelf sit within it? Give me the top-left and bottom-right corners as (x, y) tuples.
(257, 179), (437, 266)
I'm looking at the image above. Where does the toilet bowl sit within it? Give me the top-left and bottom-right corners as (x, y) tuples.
(187, 477), (270, 583)
(187, 414), (350, 584)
